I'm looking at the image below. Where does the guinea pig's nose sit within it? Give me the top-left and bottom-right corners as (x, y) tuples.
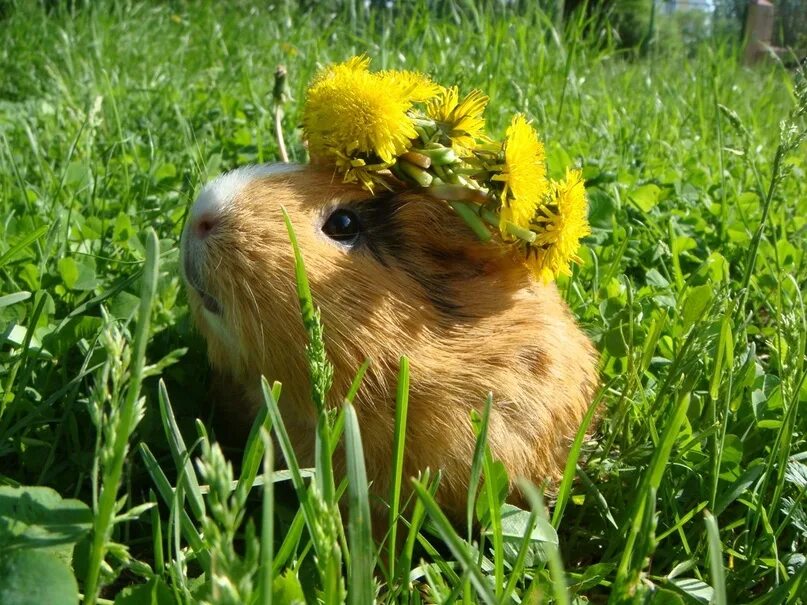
(187, 174), (238, 241)
(190, 211), (219, 240)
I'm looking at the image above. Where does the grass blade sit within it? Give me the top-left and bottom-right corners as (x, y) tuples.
(500, 506), (539, 603)
(281, 207), (335, 505)
(157, 379), (205, 521)
(395, 469), (438, 598)
(344, 401), (374, 605)
(613, 392), (691, 597)
(704, 511), (727, 605)
(0, 224), (49, 268)
(411, 479), (496, 605)
(552, 392), (603, 528)
(0, 291), (31, 308)
(149, 489), (164, 574)
(272, 508), (306, 576)
(259, 428), (274, 605)
(260, 376), (320, 556)
(344, 359), (371, 404)
(481, 437), (505, 599)
(138, 443), (209, 570)
(237, 381), (282, 506)
(388, 356), (410, 580)
(519, 480), (570, 605)
(467, 394), (493, 538)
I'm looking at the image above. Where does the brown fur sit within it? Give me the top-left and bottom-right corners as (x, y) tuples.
(183, 165), (598, 520)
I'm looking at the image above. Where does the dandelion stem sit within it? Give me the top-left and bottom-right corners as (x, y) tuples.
(274, 108), (288, 163)
(400, 150), (431, 169)
(480, 207), (536, 244)
(449, 201), (492, 241)
(410, 117), (437, 129)
(426, 183), (488, 203)
(503, 220), (537, 244)
(479, 207), (500, 229)
(273, 65), (289, 163)
(418, 146), (458, 166)
(399, 160), (433, 187)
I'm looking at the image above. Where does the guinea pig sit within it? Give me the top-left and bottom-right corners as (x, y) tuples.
(181, 163), (598, 520)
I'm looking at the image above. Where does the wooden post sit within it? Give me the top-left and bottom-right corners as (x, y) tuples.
(743, 0), (775, 65)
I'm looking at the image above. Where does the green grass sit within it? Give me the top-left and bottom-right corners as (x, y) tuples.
(1, 1), (806, 603)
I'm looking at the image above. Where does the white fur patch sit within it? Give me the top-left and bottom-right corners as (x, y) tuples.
(190, 163), (303, 220)
(202, 307), (231, 345)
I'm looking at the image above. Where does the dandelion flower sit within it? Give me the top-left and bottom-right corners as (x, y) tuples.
(529, 169), (591, 282)
(303, 56), (438, 165)
(426, 86), (488, 154)
(377, 68), (440, 103)
(492, 114), (548, 232)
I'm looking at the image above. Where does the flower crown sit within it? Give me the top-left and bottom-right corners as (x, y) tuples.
(302, 56), (590, 283)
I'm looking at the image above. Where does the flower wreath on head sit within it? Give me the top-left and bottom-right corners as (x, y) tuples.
(302, 56), (590, 283)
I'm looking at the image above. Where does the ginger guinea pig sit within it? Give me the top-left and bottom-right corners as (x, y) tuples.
(181, 163), (598, 519)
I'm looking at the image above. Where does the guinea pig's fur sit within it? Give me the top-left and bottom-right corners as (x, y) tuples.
(182, 163), (598, 520)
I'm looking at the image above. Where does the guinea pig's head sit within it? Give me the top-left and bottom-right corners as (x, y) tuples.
(181, 163), (531, 417)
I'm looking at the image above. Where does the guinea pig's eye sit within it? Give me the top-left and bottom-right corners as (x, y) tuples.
(322, 208), (361, 245)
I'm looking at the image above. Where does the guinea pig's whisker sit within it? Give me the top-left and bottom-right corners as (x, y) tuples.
(213, 255), (225, 273)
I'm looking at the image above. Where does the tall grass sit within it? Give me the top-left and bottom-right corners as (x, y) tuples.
(0, 1), (805, 603)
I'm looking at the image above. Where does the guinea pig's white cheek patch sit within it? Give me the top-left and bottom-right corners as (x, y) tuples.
(201, 307), (240, 356)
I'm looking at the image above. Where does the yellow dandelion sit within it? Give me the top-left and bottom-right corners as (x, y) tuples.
(377, 68), (440, 103)
(303, 56), (439, 166)
(326, 152), (397, 192)
(426, 86), (488, 154)
(491, 114), (548, 232)
(529, 169), (591, 282)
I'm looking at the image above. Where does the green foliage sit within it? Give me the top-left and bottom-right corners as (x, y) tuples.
(0, 0), (806, 603)
(0, 548), (79, 605)
(566, 0), (655, 49)
(0, 485), (92, 549)
(0, 485), (90, 605)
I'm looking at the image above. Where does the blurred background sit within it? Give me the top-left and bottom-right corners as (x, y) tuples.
(561, 0), (805, 61)
(315, 0), (807, 61)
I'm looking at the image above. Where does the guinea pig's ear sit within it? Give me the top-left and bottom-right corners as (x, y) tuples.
(354, 190), (529, 320)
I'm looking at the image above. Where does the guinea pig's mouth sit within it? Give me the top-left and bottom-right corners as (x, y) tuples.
(182, 248), (223, 315)
(196, 289), (222, 315)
